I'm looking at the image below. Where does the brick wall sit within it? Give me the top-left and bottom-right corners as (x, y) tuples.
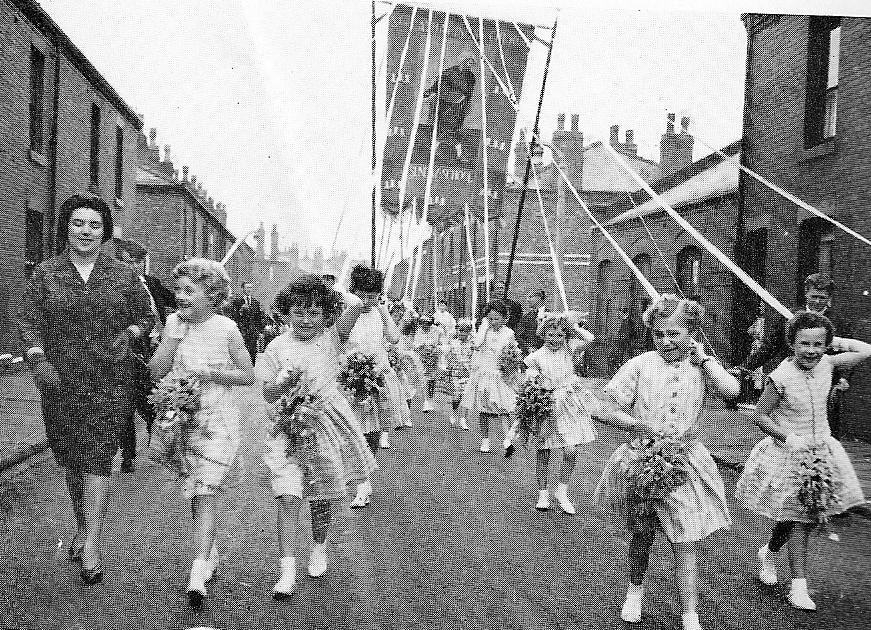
(743, 14), (871, 439)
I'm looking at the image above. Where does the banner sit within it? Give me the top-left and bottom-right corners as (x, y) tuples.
(381, 6), (533, 225)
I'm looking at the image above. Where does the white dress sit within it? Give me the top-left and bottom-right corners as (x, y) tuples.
(524, 341), (597, 450)
(460, 325), (517, 415)
(593, 352), (731, 543)
(166, 313), (241, 498)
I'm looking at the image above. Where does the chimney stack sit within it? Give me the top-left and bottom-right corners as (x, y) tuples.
(680, 116), (690, 133)
(164, 145), (171, 163)
(182, 165), (189, 182)
(625, 129), (634, 144)
(659, 112), (694, 178)
(666, 112), (676, 134)
(557, 113), (565, 131)
(570, 114), (579, 132)
(609, 124), (619, 146)
(551, 113), (584, 185)
(513, 128), (529, 186)
(190, 175), (197, 187)
(149, 128), (157, 147)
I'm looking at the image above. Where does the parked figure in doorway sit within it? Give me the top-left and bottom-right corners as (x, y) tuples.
(228, 281), (266, 363)
(729, 273), (853, 438)
(736, 311), (871, 611)
(609, 306), (639, 375)
(17, 194), (155, 586)
(115, 238), (176, 473)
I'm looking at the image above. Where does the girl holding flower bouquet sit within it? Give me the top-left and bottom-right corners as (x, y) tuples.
(518, 312), (596, 514)
(735, 311), (871, 610)
(149, 259), (255, 607)
(338, 265), (403, 504)
(258, 276), (377, 598)
(413, 314), (446, 413)
(388, 302), (420, 428)
(460, 300), (518, 454)
(440, 319), (474, 430)
(593, 295), (739, 630)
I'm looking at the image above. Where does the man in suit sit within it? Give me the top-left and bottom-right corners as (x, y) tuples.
(115, 239), (176, 472)
(229, 281), (266, 363)
(730, 273), (853, 437)
(516, 290), (548, 355)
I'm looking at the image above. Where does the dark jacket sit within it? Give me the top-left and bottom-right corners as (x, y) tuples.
(228, 294), (266, 340)
(143, 274), (176, 325)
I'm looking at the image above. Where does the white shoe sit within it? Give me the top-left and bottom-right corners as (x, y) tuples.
(554, 483), (576, 515)
(449, 415), (457, 426)
(422, 399), (434, 412)
(379, 432), (391, 449)
(682, 611), (702, 630)
(187, 558), (209, 607)
(757, 545), (777, 585)
(403, 418), (413, 428)
(620, 586), (643, 623)
(309, 543), (328, 578)
(535, 490), (551, 511)
(459, 418), (470, 431)
(789, 579), (817, 610)
(479, 438), (490, 453)
(350, 481), (371, 508)
(272, 556), (297, 599)
(204, 545), (219, 582)
(502, 436), (512, 450)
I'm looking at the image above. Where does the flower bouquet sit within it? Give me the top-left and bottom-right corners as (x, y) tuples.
(514, 376), (553, 445)
(339, 351), (385, 434)
(498, 341), (525, 379)
(796, 444), (839, 526)
(147, 372), (205, 476)
(622, 435), (691, 535)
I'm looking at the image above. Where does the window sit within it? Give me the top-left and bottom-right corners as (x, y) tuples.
(114, 125), (124, 200)
(29, 46), (45, 153)
(90, 104), (101, 186)
(796, 217), (835, 304)
(805, 17), (841, 147)
(25, 206), (44, 277)
(676, 246), (703, 298)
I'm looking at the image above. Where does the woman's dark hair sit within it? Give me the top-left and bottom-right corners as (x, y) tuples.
(349, 264), (383, 294)
(274, 274), (342, 322)
(482, 299), (508, 318)
(58, 194), (114, 244)
(786, 311), (834, 346)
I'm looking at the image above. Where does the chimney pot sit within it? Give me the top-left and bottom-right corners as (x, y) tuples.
(666, 112), (675, 134)
(680, 116), (690, 133)
(182, 165), (189, 181)
(518, 128), (525, 142)
(208, 196), (214, 208)
(570, 114), (579, 132)
(164, 145), (171, 162)
(149, 128), (157, 146)
(557, 113), (565, 131)
(609, 124), (619, 145)
(191, 175), (197, 186)
(625, 129), (634, 144)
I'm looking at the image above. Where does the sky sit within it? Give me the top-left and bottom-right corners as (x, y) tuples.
(40, 0), (870, 260)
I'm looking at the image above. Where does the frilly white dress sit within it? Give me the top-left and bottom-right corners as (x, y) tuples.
(346, 309), (403, 434)
(257, 327), (377, 500)
(736, 355), (865, 522)
(593, 352), (731, 543)
(164, 313), (241, 498)
(524, 340), (597, 450)
(460, 325), (517, 415)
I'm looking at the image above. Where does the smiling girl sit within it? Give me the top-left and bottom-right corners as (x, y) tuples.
(736, 311), (871, 610)
(593, 295), (739, 630)
(149, 258), (255, 607)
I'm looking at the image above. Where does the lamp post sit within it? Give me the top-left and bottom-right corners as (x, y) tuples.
(531, 142), (567, 312)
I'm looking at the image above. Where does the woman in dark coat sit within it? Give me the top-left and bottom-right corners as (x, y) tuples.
(16, 194), (153, 584)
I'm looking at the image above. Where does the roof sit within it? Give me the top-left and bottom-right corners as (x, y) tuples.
(604, 145), (740, 226)
(136, 165), (233, 237)
(15, 0), (142, 129)
(583, 140), (660, 167)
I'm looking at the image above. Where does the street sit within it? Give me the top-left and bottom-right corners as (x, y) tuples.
(1, 384), (870, 630)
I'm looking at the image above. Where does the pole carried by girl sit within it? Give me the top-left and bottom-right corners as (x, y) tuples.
(148, 259), (256, 608)
(512, 312), (596, 514)
(593, 295), (739, 630)
(735, 310), (871, 610)
(257, 276), (377, 598)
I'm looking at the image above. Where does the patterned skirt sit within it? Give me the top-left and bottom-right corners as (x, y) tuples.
(593, 440), (731, 543)
(460, 367), (516, 415)
(264, 396), (377, 500)
(536, 385), (597, 450)
(736, 435), (865, 523)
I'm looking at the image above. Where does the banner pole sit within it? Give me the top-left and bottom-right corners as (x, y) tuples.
(504, 14), (558, 300)
(371, 0), (377, 267)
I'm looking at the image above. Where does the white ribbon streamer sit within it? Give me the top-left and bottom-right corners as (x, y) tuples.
(464, 203), (478, 327)
(479, 17), (491, 301)
(527, 142), (568, 311)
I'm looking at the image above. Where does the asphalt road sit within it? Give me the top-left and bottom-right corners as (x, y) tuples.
(1, 385), (870, 630)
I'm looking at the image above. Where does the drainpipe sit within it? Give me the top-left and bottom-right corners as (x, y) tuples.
(47, 36), (62, 254)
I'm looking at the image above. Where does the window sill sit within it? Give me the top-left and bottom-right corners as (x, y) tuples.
(114, 197), (124, 209)
(800, 138), (837, 162)
(29, 150), (47, 167)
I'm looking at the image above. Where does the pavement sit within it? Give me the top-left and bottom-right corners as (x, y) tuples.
(1, 383), (871, 629)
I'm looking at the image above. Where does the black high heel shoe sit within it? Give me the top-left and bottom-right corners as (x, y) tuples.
(80, 558), (103, 585)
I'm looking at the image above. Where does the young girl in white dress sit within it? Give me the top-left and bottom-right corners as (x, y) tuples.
(413, 315), (446, 413)
(387, 302), (416, 428)
(258, 276), (377, 598)
(337, 265), (402, 506)
(521, 313), (596, 514)
(735, 311), (871, 610)
(593, 295), (739, 630)
(149, 259), (256, 608)
(461, 300), (518, 454)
